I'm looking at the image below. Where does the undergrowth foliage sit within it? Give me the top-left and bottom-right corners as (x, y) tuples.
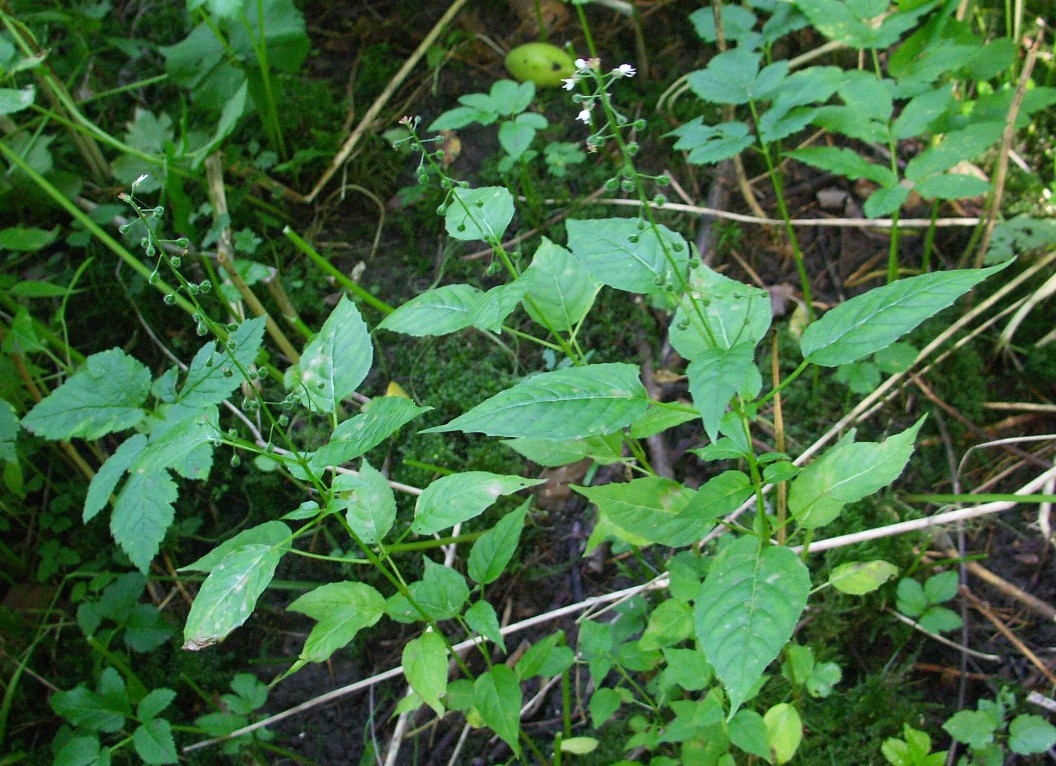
(5, 0), (1056, 764)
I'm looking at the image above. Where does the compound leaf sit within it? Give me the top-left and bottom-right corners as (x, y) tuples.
(23, 348), (150, 440)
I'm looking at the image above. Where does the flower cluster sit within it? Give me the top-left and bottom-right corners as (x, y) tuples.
(562, 58), (636, 127)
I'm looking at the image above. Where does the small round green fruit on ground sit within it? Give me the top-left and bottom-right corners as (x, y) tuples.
(504, 42), (575, 87)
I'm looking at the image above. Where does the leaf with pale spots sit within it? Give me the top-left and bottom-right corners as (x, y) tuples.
(412, 472), (543, 536)
(183, 526), (289, 649)
(285, 296), (372, 414)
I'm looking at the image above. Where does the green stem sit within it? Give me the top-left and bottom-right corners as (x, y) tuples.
(283, 227), (395, 314)
(0, 141), (197, 317)
(921, 199), (939, 273)
(749, 101), (815, 321)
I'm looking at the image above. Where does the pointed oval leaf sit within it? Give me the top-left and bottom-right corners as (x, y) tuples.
(413, 471), (542, 535)
(22, 348), (151, 440)
(520, 238), (600, 332)
(182, 540), (287, 650)
(445, 186), (515, 241)
(575, 477), (703, 547)
(474, 665), (522, 755)
(687, 343), (761, 443)
(378, 284), (484, 337)
(801, 263), (1009, 366)
(403, 630), (449, 716)
(468, 501), (529, 584)
(312, 396), (430, 471)
(828, 560), (898, 595)
(422, 363), (649, 440)
(288, 582), (385, 662)
(132, 718), (177, 765)
(170, 317), (265, 420)
(695, 537), (810, 714)
(670, 266), (772, 356)
(789, 417), (923, 529)
(566, 218), (689, 295)
(331, 461), (397, 544)
(286, 296), (372, 413)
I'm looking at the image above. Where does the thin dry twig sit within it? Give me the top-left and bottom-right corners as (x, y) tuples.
(542, 196), (981, 228)
(960, 585), (1056, 687)
(886, 608), (1001, 662)
(304, 0), (471, 203)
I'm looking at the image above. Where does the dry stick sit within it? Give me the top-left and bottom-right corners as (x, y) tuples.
(799, 463), (1056, 555)
(542, 196), (981, 228)
(932, 527), (1056, 623)
(304, 0), (471, 204)
(960, 586), (1056, 687)
(886, 609), (1001, 662)
(205, 154), (302, 363)
(973, 30), (1043, 268)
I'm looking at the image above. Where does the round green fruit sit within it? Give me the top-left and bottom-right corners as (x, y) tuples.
(504, 42), (575, 88)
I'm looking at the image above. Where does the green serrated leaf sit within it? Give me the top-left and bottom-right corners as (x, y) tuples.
(789, 418), (923, 529)
(468, 501), (528, 584)
(182, 540), (287, 649)
(378, 284), (485, 337)
(133, 718), (178, 764)
(53, 735), (106, 766)
(286, 296), (372, 413)
(412, 472), (542, 536)
(136, 688), (176, 722)
(914, 173), (990, 200)
(801, 262), (1009, 366)
(695, 536), (810, 714)
(445, 186), (515, 241)
(51, 685), (126, 733)
(423, 363), (649, 440)
(111, 470), (178, 573)
(797, 0), (935, 48)
(474, 665), (522, 755)
(289, 582), (385, 662)
(22, 349), (151, 440)
(169, 318), (265, 420)
(668, 119), (755, 165)
(85, 435), (147, 522)
(520, 238), (600, 332)
(566, 218), (689, 295)
(687, 343), (760, 443)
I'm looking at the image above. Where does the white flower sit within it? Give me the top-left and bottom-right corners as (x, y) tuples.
(612, 64), (636, 78)
(132, 174), (149, 190)
(562, 76), (577, 90)
(576, 108), (592, 124)
(574, 58), (590, 71)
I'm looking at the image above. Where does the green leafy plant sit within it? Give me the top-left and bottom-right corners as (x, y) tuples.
(895, 570), (963, 634)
